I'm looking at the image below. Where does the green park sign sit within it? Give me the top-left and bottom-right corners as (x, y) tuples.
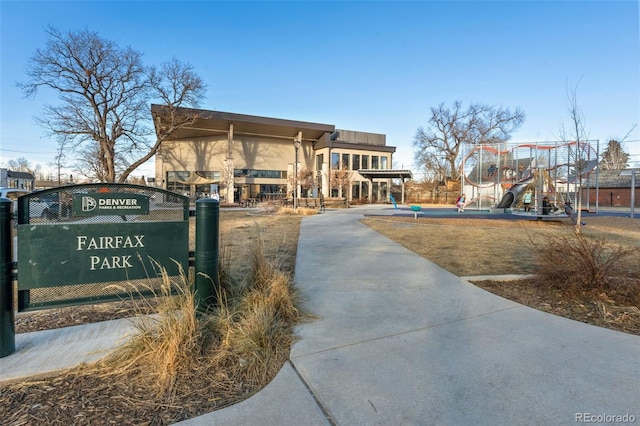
(18, 221), (188, 288)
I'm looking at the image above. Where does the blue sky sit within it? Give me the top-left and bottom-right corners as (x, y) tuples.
(1, 0), (639, 179)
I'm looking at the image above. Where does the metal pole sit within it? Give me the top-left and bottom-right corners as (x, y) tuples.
(595, 139), (600, 213)
(0, 198), (15, 357)
(293, 132), (301, 210)
(295, 145), (299, 209)
(194, 198), (219, 312)
(631, 171), (636, 219)
(479, 145), (483, 210)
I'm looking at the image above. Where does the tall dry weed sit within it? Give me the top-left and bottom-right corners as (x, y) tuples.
(276, 206), (318, 216)
(102, 265), (205, 396)
(101, 226), (302, 399)
(209, 228), (303, 384)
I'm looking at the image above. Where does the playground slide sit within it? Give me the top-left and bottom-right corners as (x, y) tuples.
(496, 183), (528, 208)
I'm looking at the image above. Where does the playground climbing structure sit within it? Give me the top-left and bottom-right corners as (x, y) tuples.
(460, 140), (599, 214)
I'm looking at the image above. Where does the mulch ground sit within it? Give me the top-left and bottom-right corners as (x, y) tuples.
(4, 299), (266, 426)
(472, 277), (640, 336)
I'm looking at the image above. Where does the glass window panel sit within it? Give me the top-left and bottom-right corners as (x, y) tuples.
(331, 153), (340, 170)
(342, 153), (350, 169)
(352, 154), (360, 170)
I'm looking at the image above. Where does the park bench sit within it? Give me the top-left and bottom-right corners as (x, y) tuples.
(240, 198), (257, 208)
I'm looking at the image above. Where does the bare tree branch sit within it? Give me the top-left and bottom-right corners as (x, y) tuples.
(413, 101), (524, 184)
(18, 27), (205, 183)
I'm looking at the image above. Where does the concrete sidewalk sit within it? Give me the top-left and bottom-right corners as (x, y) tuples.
(2, 204), (639, 425)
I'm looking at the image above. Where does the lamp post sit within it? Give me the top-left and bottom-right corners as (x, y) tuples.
(620, 169), (638, 219)
(293, 132), (302, 210)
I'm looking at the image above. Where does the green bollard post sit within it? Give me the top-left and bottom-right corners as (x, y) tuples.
(194, 198), (220, 312)
(0, 198), (15, 357)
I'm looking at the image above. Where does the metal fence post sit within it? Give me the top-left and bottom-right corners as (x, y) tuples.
(194, 198), (220, 311)
(0, 198), (15, 357)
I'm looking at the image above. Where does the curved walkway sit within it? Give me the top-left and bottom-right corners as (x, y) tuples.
(3, 205), (638, 425)
(182, 204), (639, 425)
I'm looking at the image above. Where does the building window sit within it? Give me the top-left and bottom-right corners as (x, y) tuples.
(362, 155), (369, 169)
(352, 154), (360, 170)
(352, 182), (360, 199)
(234, 169), (286, 178)
(342, 153), (350, 169)
(331, 152), (340, 170)
(259, 184), (287, 197)
(372, 156), (379, 169)
(316, 154), (324, 171)
(381, 156), (388, 169)
(166, 171), (190, 195)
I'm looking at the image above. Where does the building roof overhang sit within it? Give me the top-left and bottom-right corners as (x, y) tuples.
(152, 104), (335, 142)
(357, 169), (413, 180)
(314, 140), (396, 153)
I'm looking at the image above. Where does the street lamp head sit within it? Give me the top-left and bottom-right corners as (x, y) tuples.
(293, 131), (302, 149)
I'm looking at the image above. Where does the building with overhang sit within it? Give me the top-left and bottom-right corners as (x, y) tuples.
(0, 168), (35, 190)
(152, 105), (412, 204)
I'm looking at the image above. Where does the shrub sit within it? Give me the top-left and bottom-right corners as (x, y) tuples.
(533, 232), (634, 293)
(101, 226), (303, 400)
(276, 206), (318, 216)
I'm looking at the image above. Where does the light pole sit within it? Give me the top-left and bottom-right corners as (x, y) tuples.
(293, 132), (301, 210)
(620, 169), (638, 219)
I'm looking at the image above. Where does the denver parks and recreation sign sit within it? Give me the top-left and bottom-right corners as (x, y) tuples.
(73, 193), (150, 216)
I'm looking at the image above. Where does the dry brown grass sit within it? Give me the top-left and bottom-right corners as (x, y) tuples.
(275, 206), (319, 216)
(362, 215), (640, 277)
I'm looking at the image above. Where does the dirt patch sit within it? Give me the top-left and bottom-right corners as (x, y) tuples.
(472, 278), (640, 336)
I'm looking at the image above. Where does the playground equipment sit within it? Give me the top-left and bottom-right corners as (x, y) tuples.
(410, 205), (421, 219)
(461, 140), (599, 218)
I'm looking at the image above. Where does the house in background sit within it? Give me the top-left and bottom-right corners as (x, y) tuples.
(152, 105), (411, 204)
(582, 169), (640, 207)
(0, 168), (35, 191)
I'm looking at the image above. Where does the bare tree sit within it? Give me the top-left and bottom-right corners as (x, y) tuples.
(19, 26), (205, 183)
(298, 167), (315, 197)
(413, 101), (525, 185)
(329, 162), (353, 198)
(7, 157), (41, 176)
(74, 143), (130, 182)
(559, 83), (590, 233)
(47, 142), (69, 185)
(221, 159), (235, 203)
(600, 138), (631, 170)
